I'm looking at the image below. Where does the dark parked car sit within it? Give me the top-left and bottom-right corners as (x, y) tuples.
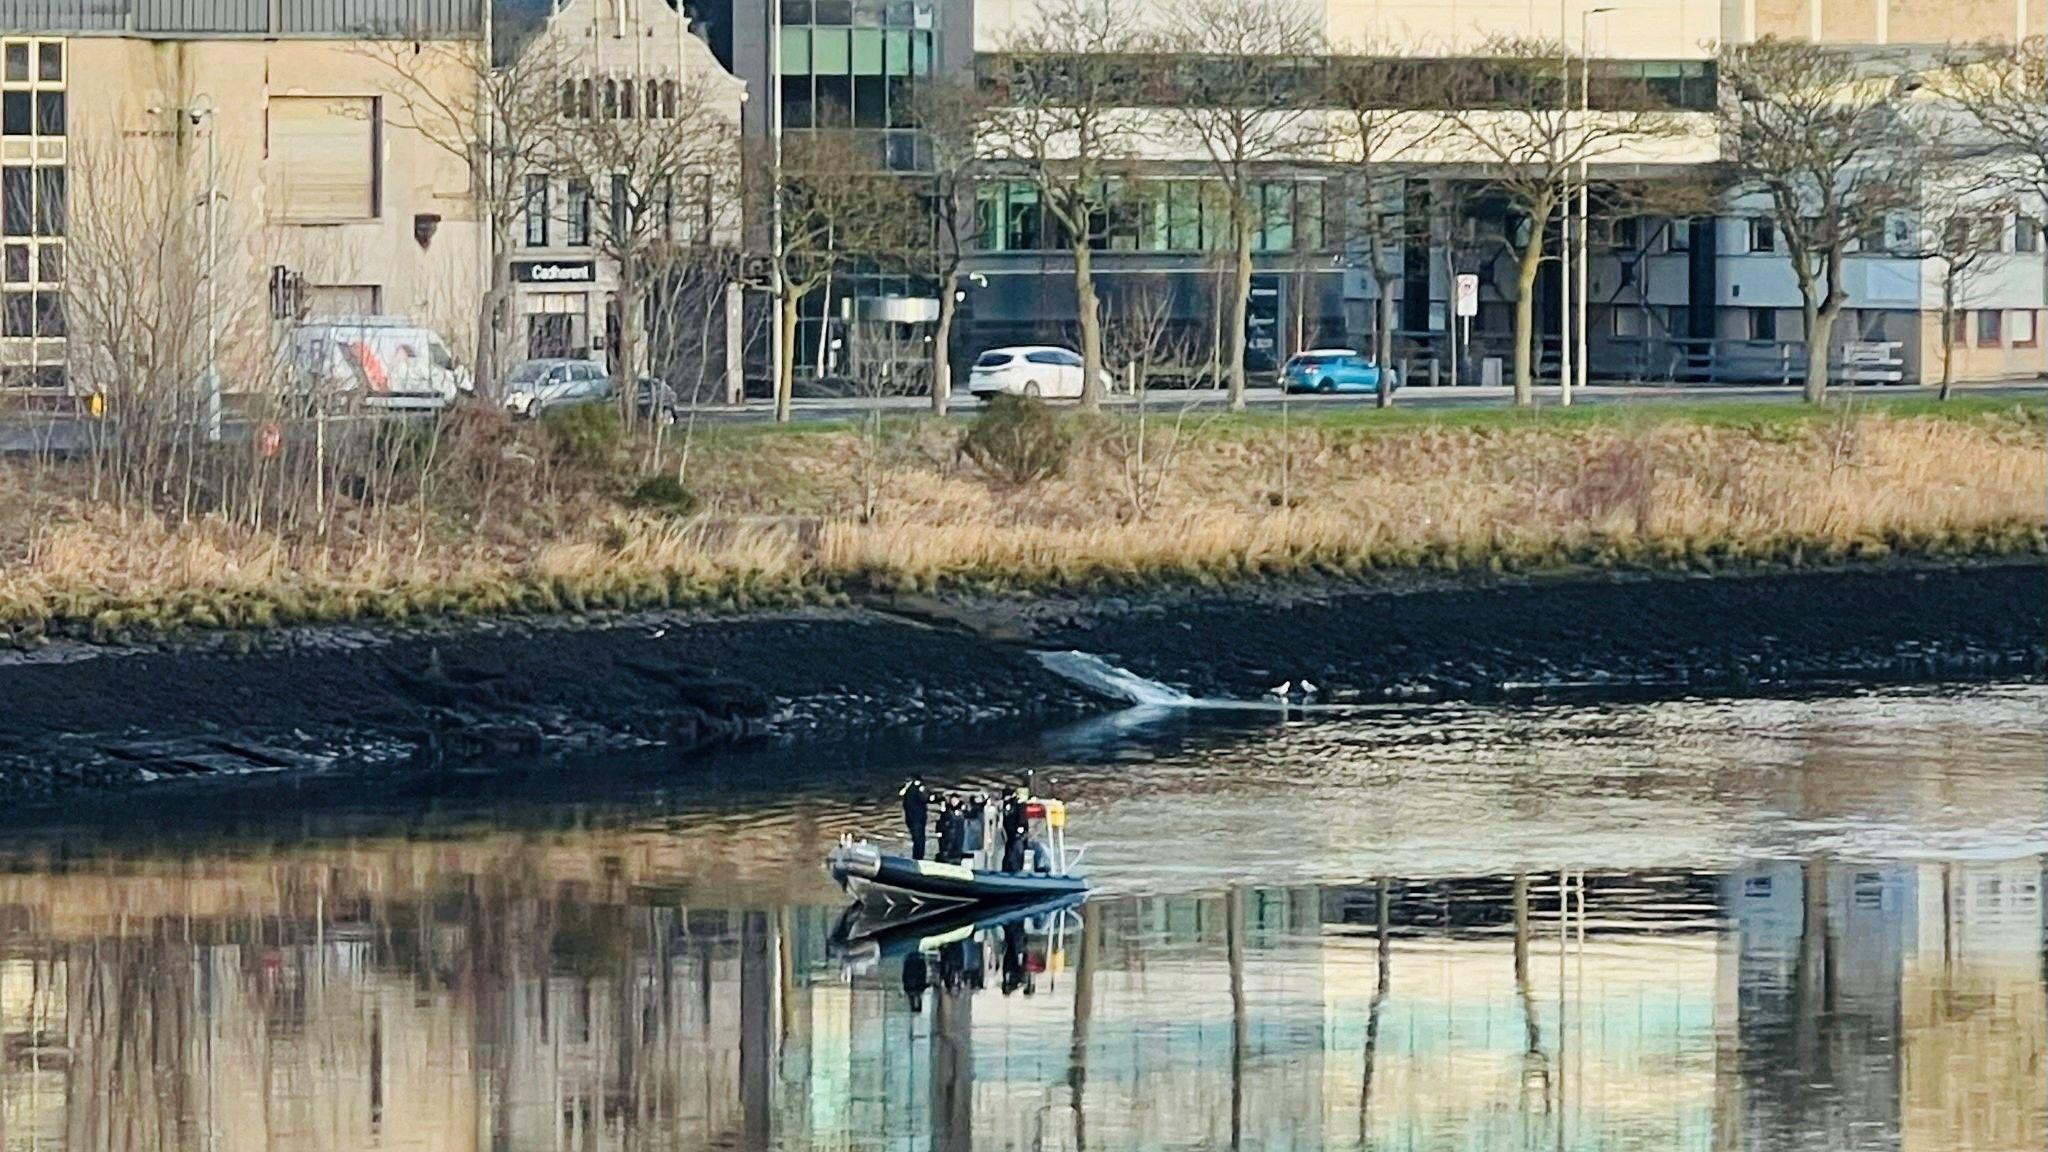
(503, 359), (682, 424)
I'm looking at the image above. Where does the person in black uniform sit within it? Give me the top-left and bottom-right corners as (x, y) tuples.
(1001, 790), (1030, 874)
(899, 778), (930, 860)
(902, 949), (929, 1013)
(936, 797), (963, 864)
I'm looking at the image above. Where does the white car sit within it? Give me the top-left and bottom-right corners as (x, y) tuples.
(967, 346), (1113, 401)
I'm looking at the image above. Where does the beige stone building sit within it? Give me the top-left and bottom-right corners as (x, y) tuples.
(0, 4), (490, 391)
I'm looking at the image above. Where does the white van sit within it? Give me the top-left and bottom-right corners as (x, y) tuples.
(289, 317), (472, 411)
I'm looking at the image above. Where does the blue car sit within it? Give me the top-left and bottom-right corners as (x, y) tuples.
(1280, 349), (1400, 394)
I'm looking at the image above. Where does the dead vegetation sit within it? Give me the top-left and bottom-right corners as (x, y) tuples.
(0, 401), (2039, 643)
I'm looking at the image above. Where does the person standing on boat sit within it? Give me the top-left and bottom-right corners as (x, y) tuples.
(903, 949), (929, 1013)
(1001, 788), (1030, 873)
(900, 778), (931, 860)
(936, 797), (964, 864)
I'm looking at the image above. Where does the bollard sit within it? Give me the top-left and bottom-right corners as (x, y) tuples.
(1429, 359), (1441, 387)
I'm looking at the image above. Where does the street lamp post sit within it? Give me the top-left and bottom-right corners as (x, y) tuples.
(1576, 8), (1615, 407)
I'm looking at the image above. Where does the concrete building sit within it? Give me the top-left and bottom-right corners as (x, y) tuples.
(694, 0), (2040, 389)
(498, 0), (746, 387)
(0, 0), (490, 391)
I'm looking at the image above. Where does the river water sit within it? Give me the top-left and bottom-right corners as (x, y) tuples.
(1, 683), (2043, 1151)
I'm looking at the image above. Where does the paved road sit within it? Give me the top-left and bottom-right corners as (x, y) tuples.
(5, 380), (2042, 451)
(729, 379), (2048, 423)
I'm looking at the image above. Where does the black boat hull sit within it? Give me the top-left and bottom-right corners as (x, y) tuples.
(828, 843), (1088, 908)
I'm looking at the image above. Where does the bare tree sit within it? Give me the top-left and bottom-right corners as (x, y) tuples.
(906, 82), (993, 416)
(1934, 38), (2048, 216)
(1718, 37), (1925, 403)
(1433, 37), (1698, 406)
(544, 72), (741, 430)
(363, 37), (568, 393)
(1149, 0), (1326, 409)
(1325, 48), (1443, 374)
(1101, 282), (1207, 520)
(1911, 190), (2008, 400)
(980, 0), (1148, 411)
(752, 132), (921, 423)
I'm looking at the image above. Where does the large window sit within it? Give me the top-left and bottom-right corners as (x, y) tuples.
(268, 95), (379, 222)
(524, 174), (549, 247)
(0, 37), (62, 374)
(778, 0), (933, 160)
(975, 177), (1330, 254)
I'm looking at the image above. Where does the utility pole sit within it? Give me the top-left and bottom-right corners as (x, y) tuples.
(1576, 8), (1615, 405)
(1556, 2), (1572, 405)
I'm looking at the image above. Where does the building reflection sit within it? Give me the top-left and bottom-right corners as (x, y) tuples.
(2, 855), (2043, 1151)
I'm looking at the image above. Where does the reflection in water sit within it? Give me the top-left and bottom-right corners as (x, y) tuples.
(0, 685), (2043, 1151)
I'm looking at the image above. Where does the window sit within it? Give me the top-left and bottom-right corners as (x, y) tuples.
(3, 244), (25, 282)
(34, 90), (61, 136)
(609, 174), (629, 241)
(1612, 216), (1640, 249)
(524, 174), (548, 247)
(2015, 219), (2040, 254)
(601, 79), (617, 118)
(2012, 310), (2038, 348)
(566, 179), (590, 246)
(268, 96), (379, 221)
(32, 166), (59, 236)
(1747, 218), (1775, 254)
(2, 167), (28, 236)
(1976, 310), (2003, 346)
(619, 77), (634, 118)
(2, 92), (26, 136)
(1665, 218), (1690, 252)
(3, 43), (24, 83)
(561, 79), (578, 118)
(662, 80), (677, 118)
(2, 290), (27, 336)
(35, 42), (58, 83)
(1749, 307), (1777, 341)
(1613, 309), (1647, 337)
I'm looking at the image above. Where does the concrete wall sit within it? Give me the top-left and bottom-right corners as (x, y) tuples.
(66, 36), (484, 379)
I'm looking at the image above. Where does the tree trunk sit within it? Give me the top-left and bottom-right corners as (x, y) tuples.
(1075, 241), (1104, 411)
(1938, 284), (1956, 402)
(932, 272), (955, 416)
(1512, 235), (1544, 408)
(1227, 215), (1255, 411)
(775, 293), (800, 423)
(1374, 277), (1396, 370)
(1803, 302), (1835, 404)
(616, 271), (643, 432)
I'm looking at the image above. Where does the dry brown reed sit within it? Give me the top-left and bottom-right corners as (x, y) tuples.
(0, 403), (2039, 641)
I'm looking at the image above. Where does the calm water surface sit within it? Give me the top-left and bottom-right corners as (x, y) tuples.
(1, 684), (2044, 1151)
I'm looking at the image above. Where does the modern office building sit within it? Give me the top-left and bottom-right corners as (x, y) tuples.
(694, 0), (2041, 389)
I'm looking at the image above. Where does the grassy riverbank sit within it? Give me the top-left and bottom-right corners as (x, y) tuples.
(0, 396), (2040, 642)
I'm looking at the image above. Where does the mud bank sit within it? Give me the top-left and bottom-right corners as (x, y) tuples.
(0, 561), (2039, 802)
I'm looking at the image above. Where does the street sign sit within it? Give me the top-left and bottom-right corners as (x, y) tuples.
(1454, 274), (1480, 319)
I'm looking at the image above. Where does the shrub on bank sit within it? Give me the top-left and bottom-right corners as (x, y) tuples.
(959, 394), (1072, 486)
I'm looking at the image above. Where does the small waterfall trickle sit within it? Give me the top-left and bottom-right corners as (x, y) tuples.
(1034, 651), (1197, 708)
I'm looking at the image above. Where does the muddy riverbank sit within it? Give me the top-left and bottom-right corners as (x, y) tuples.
(0, 560), (2039, 803)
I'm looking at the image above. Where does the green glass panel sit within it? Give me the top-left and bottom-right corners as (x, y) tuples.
(911, 31), (929, 75)
(885, 29), (910, 76)
(780, 27), (810, 75)
(852, 28), (884, 75)
(812, 28), (850, 74)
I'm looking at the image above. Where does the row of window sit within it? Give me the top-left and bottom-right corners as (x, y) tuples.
(523, 174), (717, 248)
(1737, 215), (2040, 257)
(1950, 309), (2040, 349)
(1, 41), (62, 87)
(777, 0), (935, 29)
(976, 179), (1328, 254)
(558, 78), (685, 121)
(0, 289), (61, 338)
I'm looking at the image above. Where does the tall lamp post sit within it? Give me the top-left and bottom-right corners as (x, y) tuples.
(1575, 7), (1615, 406)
